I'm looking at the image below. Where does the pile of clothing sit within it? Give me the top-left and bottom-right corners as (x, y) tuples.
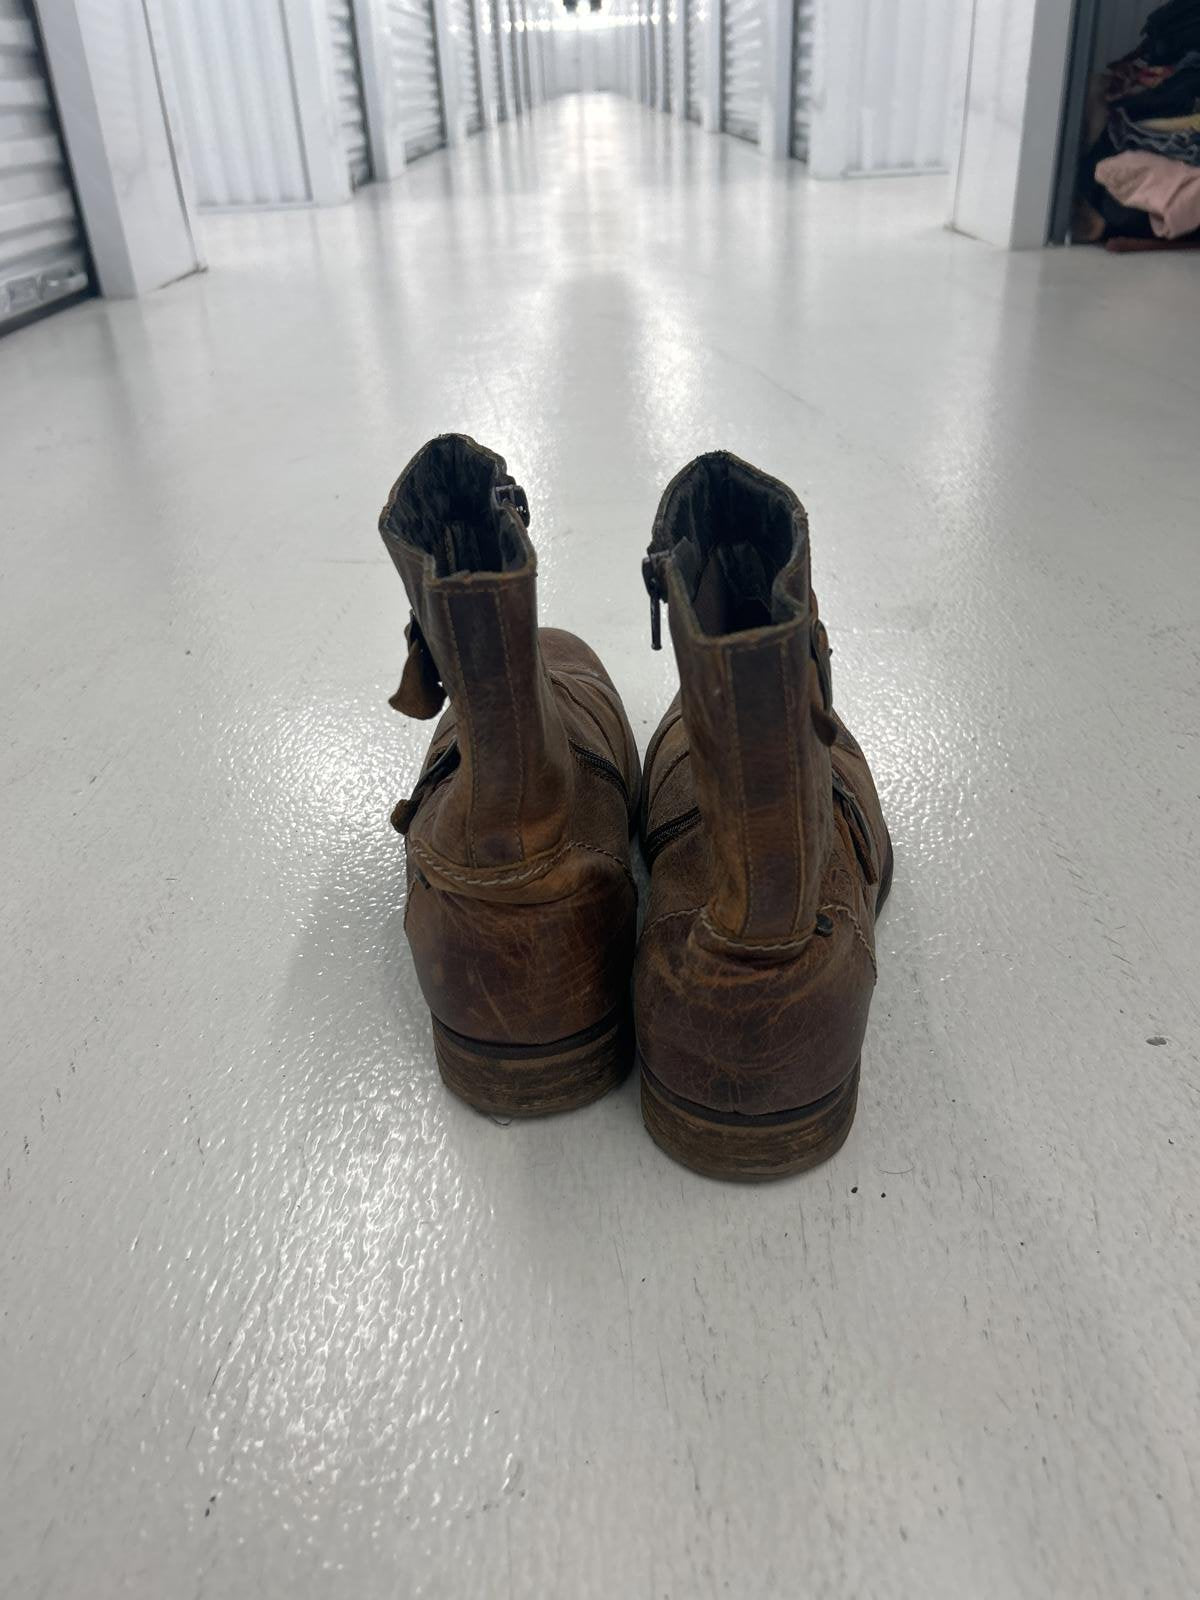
(1075, 0), (1200, 249)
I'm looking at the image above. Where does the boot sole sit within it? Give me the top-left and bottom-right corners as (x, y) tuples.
(640, 1059), (860, 1181)
(431, 1006), (633, 1118)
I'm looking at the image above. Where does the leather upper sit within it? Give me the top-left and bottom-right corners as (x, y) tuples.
(381, 436), (641, 1045)
(635, 453), (891, 1116)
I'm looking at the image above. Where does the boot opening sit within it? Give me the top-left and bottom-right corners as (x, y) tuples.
(382, 434), (529, 578)
(661, 454), (803, 636)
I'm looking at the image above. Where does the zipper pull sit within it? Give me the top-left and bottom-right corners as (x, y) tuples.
(642, 555), (667, 650)
(492, 478), (530, 526)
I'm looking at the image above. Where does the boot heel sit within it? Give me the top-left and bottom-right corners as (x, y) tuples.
(639, 1058), (860, 1181)
(432, 1007), (633, 1118)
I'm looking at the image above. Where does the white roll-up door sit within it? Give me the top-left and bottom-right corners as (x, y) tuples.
(660, 0), (671, 112)
(1, 0), (90, 333)
(506, 0), (523, 114)
(531, 13), (546, 103)
(518, 0), (532, 110)
(328, 0), (371, 185)
(450, 0), (484, 133)
(531, 0), (544, 104)
(721, 0), (761, 143)
(158, 0), (310, 205)
(790, 0), (814, 161)
(643, 6), (656, 106)
(390, 0), (446, 159)
(683, 0), (703, 123)
(485, 0), (506, 119)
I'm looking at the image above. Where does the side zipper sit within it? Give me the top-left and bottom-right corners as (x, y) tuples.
(831, 769), (878, 885)
(643, 779), (873, 883)
(570, 741), (631, 815)
(642, 805), (701, 867)
(396, 740), (631, 837)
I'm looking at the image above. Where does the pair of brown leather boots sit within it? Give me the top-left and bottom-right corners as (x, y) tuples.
(380, 435), (891, 1181)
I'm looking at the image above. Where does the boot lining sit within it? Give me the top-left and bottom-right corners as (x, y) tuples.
(382, 435), (527, 578)
(663, 455), (802, 636)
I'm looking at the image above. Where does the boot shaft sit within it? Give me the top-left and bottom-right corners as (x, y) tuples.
(645, 452), (834, 947)
(380, 435), (570, 873)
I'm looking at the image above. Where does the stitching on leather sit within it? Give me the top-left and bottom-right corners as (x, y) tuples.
(780, 636), (803, 939)
(572, 842), (637, 894)
(648, 744), (690, 811)
(550, 665), (619, 693)
(442, 593), (476, 868)
(550, 673), (621, 766)
(726, 649), (753, 937)
(821, 902), (878, 977)
(641, 906), (703, 938)
(695, 901), (876, 971)
(494, 588), (523, 855)
(643, 709), (683, 790)
(407, 836), (569, 887)
(698, 909), (811, 956)
(428, 576), (516, 593)
(405, 838), (635, 893)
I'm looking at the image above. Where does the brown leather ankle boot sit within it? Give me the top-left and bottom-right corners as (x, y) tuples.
(379, 435), (641, 1116)
(635, 453), (892, 1179)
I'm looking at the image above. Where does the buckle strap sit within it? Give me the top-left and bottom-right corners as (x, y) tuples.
(391, 739), (460, 835)
(388, 610), (447, 720)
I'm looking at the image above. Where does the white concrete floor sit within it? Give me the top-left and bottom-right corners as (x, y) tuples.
(2, 95), (1198, 1600)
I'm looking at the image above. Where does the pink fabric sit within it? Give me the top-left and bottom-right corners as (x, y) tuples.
(1095, 151), (1200, 239)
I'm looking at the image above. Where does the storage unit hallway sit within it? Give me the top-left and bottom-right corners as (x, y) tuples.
(4, 86), (1199, 1600)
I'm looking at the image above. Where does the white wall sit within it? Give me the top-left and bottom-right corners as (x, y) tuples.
(950, 0), (1075, 248)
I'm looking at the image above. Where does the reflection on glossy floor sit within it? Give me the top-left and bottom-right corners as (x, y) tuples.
(2, 96), (1199, 1600)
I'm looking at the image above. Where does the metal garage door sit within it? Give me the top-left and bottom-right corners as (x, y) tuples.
(527, 1), (542, 103)
(684, 0), (703, 123)
(0, 0), (89, 334)
(506, 0), (523, 114)
(643, 3), (656, 106)
(485, 0), (506, 119)
(390, 0), (446, 159)
(328, 0), (371, 186)
(518, 0), (532, 110)
(721, 0), (761, 143)
(532, 12), (546, 102)
(450, 0), (484, 133)
(790, 0), (814, 161)
(660, 0), (671, 113)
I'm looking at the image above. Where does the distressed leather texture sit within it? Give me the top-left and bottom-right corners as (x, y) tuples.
(635, 452), (892, 1117)
(380, 436), (641, 1046)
